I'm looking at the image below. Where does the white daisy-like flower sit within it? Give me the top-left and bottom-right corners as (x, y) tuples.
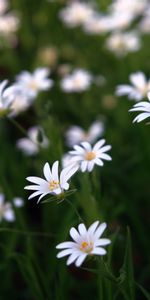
(65, 120), (104, 147)
(106, 31), (141, 57)
(24, 161), (78, 202)
(56, 220), (111, 267)
(59, 2), (95, 28)
(129, 92), (150, 123)
(60, 69), (92, 92)
(0, 80), (14, 116)
(69, 139), (112, 172)
(16, 126), (49, 156)
(116, 72), (150, 101)
(0, 193), (15, 222)
(15, 67), (53, 99)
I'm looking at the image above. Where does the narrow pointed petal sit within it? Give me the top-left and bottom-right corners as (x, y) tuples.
(43, 162), (52, 181)
(75, 253), (87, 267)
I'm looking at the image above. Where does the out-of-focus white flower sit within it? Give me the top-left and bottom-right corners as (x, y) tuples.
(107, 12), (134, 31)
(25, 161), (78, 202)
(139, 7), (150, 34)
(65, 120), (104, 147)
(116, 72), (150, 101)
(106, 31), (141, 56)
(83, 14), (111, 34)
(16, 126), (49, 156)
(129, 92), (150, 123)
(60, 69), (92, 92)
(0, 14), (19, 35)
(56, 220), (111, 267)
(0, 193), (15, 222)
(59, 2), (95, 28)
(6, 84), (33, 117)
(69, 139), (112, 172)
(0, 0), (8, 15)
(13, 197), (24, 207)
(110, 0), (148, 18)
(0, 80), (14, 116)
(15, 68), (53, 99)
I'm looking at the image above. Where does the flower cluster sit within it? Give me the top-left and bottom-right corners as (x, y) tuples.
(0, 193), (24, 223)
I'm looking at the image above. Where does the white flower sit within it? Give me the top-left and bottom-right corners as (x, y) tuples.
(110, 0), (148, 18)
(0, 0), (8, 15)
(56, 220), (111, 267)
(61, 69), (92, 92)
(6, 84), (33, 117)
(139, 7), (150, 34)
(116, 72), (150, 101)
(16, 126), (49, 156)
(0, 193), (15, 222)
(0, 80), (14, 115)
(69, 139), (112, 172)
(106, 31), (141, 57)
(129, 92), (150, 123)
(59, 2), (95, 28)
(13, 197), (24, 207)
(24, 161), (78, 202)
(15, 67), (53, 99)
(65, 120), (104, 147)
(83, 14), (111, 34)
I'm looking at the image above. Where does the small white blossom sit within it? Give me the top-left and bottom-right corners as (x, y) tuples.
(59, 2), (95, 28)
(129, 92), (150, 123)
(69, 139), (112, 172)
(15, 67), (53, 99)
(56, 220), (111, 267)
(106, 31), (141, 57)
(61, 69), (92, 92)
(65, 120), (104, 147)
(0, 0), (8, 15)
(25, 161), (78, 202)
(16, 126), (49, 156)
(116, 72), (150, 101)
(0, 193), (15, 222)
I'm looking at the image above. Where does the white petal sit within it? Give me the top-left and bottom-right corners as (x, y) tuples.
(56, 242), (76, 249)
(26, 176), (47, 185)
(67, 252), (80, 265)
(93, 139), (105, 151)
(95, 158), (104, 166)
(87, 161), (94, 172)
(4, 209), (15, 222)
(133, 113), (150, 123)
(78, 223), (87, 235)
(97, 153), (112, 161)
(94, 223), (107, 239)
(57, 249), (74, 258)
(95, 238), (111, 246)
(43, 162), (52, 181)
(99, 145), (111, 153)
(88, 221), (99, 235)
(92, 247), (106, 255)
(28, 191), (43, 200)
(52, 161), (59, 181)
(81, 142), (91, 151)
(70, 227), (81, 243)
(81, 160), (88, 172)
(75, 253), (87, 267)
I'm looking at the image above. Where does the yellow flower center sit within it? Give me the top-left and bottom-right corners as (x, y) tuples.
(49, 180), (59, 191)
(80, 241), (93, 253)
(29, 81), (39, 91)
(85, 151), (96, 161)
